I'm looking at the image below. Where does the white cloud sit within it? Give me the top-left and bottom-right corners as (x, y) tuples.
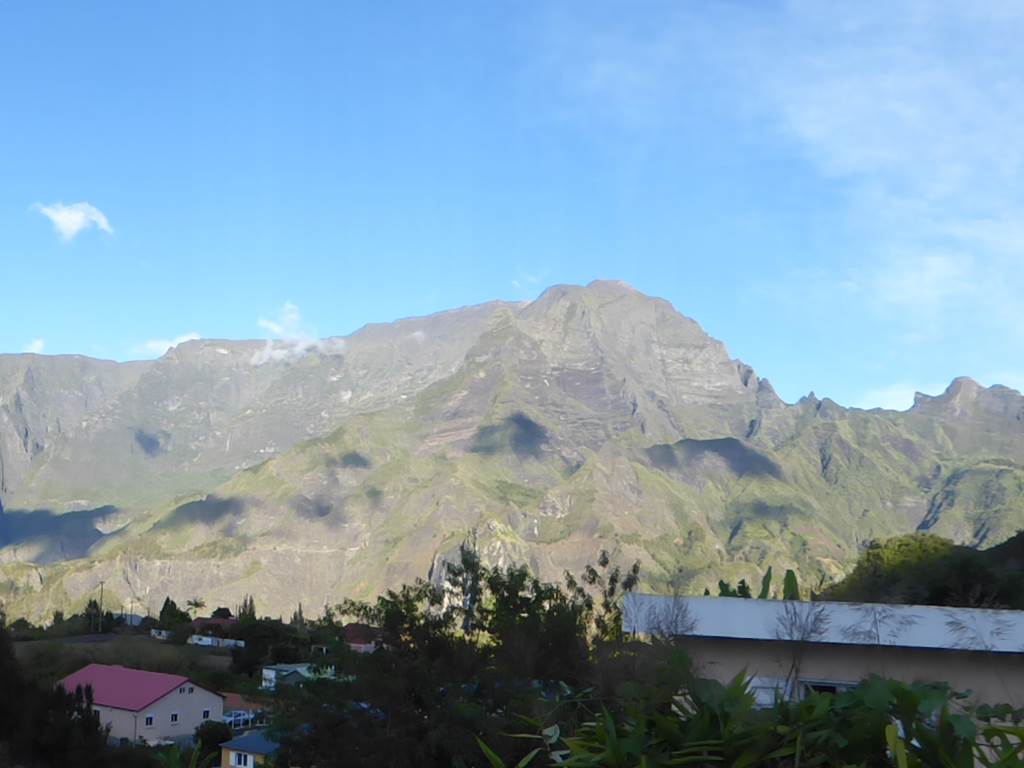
(134, 332), (201, 356)
(34, 201), (113, 241)
(511, 271), (546, 299)
(251, 302), (343, 365)
(24, 338), (45, 354)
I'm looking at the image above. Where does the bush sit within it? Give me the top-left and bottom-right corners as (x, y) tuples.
(194, 720), (232, 763)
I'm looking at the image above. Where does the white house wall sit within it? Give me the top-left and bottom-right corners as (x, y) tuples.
(95, 685), (224, 744)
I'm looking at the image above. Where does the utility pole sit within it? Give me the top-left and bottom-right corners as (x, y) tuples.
(98, 580), (105, 634)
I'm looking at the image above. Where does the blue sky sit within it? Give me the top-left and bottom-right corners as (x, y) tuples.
(2, 2), (1022, 409)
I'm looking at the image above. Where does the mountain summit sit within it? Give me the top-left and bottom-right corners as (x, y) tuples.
(2, 282), (1023, 620)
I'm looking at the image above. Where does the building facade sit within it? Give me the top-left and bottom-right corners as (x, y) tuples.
(59, 663), (224, 745)
(623, 594), (1024, 707)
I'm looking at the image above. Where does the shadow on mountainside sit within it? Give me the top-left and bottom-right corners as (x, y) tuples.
(646, 437), (782, 479)
(133, 428), (171, 456)
(152, 495), (245, 531)
(470, 412), (549, 459)
(0, 506), (117, 563)
(326, 451), (372, 469)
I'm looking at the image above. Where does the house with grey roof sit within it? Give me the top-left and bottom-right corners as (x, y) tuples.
(220, 730), (279, 767)
(260, 662), (335, 691)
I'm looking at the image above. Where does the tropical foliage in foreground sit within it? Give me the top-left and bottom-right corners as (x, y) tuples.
(4, 542), (1024, 766)
(269, 548), (1024, 767)
(480, 669), (1024, 768)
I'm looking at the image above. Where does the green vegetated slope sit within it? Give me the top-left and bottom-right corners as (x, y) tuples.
(825, 529), (1024, 608)
(1, 281), (1023, 621)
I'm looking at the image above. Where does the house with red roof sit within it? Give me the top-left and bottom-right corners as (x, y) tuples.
(59, 663), (223, 745)
(342, 622), (381, 653)
(191, 615), (239, 635)
(221, 691), (269, 730)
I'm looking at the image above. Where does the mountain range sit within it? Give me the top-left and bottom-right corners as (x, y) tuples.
(2, 280), (1023, 621)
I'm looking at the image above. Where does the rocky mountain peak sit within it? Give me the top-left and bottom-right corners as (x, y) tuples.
(3, 284), (1024, 622)
(912, 377), (1023, 417)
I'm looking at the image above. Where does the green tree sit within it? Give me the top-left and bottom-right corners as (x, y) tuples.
(580, 550), (641, 643)
(783, 569), (801, 601)
(717, 580), (739, 597)
(193, 720), (232, 764)
(736, 578), (753, 598)
(158, 597), (191, 629)
(237, 595), (257, 622)
(84, 598), (102, 632)
(185, 597), (206, 617)
(758, 566), (773, 599)
(0, 620), (115, 766)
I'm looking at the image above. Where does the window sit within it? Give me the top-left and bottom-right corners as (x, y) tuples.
(188, 686), (194, 694)
(144, 715), (154, 727)
(799, 679), (854, 698)
(93, 708), (101, 717)
(178, 687), (185, 694)
(233, 753), (249, 767)
(170, 712), (179, 724)
(748, 676), (788, 708)
(202, 709), (210, 720)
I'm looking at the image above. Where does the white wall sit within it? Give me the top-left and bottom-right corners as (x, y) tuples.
(95, 684), (224, 744)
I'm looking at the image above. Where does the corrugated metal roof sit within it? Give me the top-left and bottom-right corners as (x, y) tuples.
(623, 594), (1024, 654)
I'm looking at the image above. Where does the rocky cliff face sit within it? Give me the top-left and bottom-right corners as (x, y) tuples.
(1, 281), (1022, 621)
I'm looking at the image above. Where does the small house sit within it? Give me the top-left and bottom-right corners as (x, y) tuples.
(191, 616), (239, 635)
(342, 622), (381, 654)
(58, 663), (223, 745)
(260, 662), (335, 690)
(220, 729), (279, 767)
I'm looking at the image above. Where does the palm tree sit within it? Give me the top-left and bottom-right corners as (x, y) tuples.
(185, 597), (206, 617)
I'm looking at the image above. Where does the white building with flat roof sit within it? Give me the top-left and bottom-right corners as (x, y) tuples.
(624, 594), (1024, 706)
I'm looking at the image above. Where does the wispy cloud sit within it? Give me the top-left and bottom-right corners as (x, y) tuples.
(34, 201), (113, 241)
(511, 271), (545, 299)
(540, 1), (1024, 342)
(24, 338), (45, 354)
(871, 253), (974, 313)
(747, 2), (1024, 334)
(251, 302), (343, 365)
(134, 332), (201, 356)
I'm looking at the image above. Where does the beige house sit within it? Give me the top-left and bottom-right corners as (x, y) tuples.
(624, 594), (1024, 707)
(59, 663), (224, 745)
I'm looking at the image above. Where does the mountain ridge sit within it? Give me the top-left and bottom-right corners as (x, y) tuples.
(1, 280), (1023, 621)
